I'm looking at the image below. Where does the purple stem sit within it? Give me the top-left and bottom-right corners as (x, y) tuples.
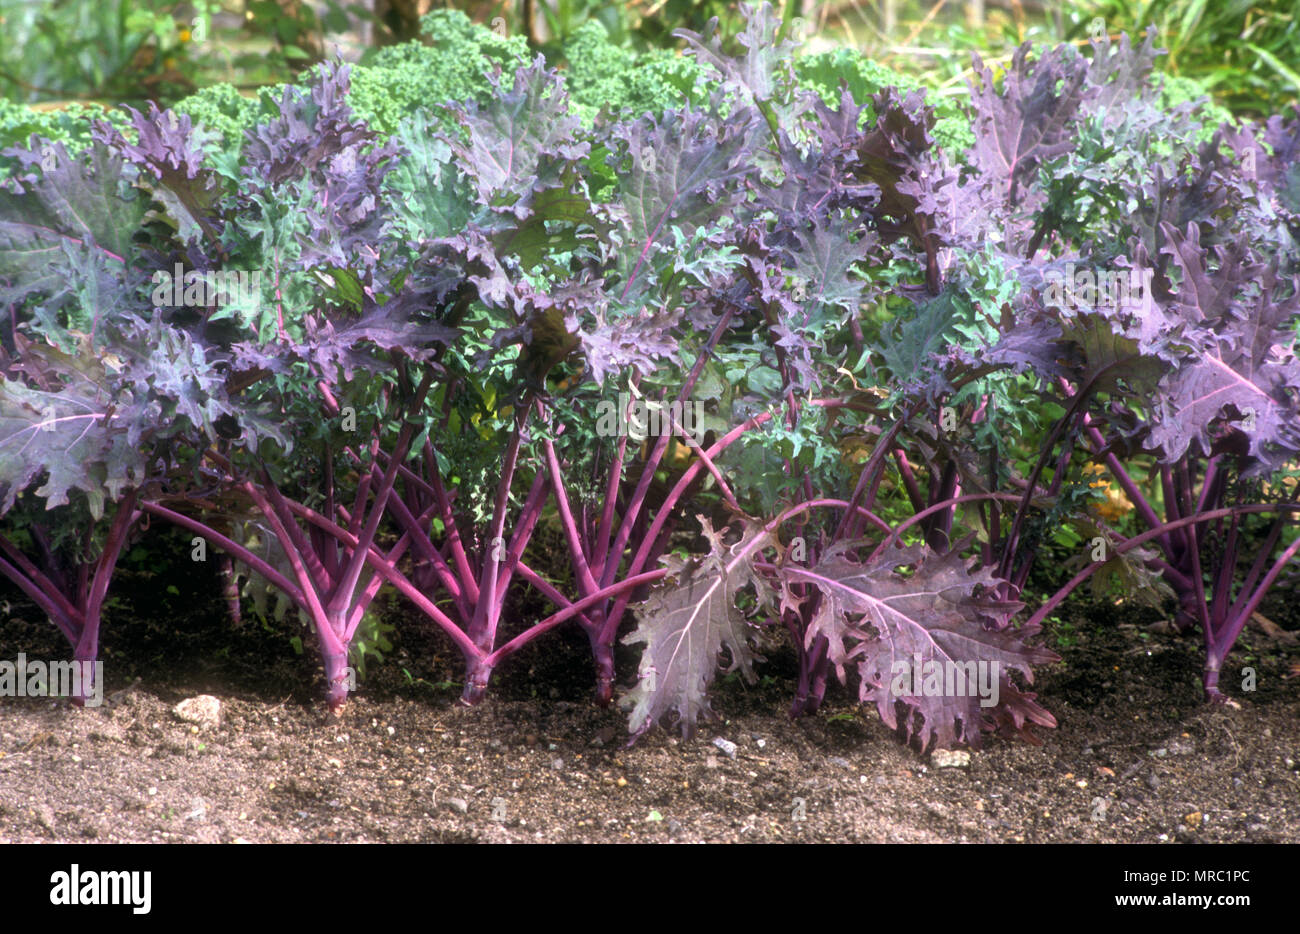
(1204, 535), (1300, 699)
(1024, 504), (1300, 632)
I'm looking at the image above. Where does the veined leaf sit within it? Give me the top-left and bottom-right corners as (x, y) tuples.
(622, 516), (775, 737)
(781, 541), (1057, 750)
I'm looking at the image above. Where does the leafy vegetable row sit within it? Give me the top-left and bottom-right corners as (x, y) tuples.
(1, 4), (1296, 751)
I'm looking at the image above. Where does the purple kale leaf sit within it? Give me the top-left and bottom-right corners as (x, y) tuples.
(0, 352), (137, 517)
(0, 313), (229, 518)
(442, 57), (589, 212)
(297, 135), (403, 281)
(242, 62), (401, 287)
(0, 139), (143, 318)
(92, 104), (225, 248)
(1216, 109), (1300, 256)
(780, 540), (1057, 750)
(1081, 26), (1165, 119)
(581, 303), (683, 387)
(750, 219), (880, 392)
(297, 288), (459, 383)
(673, 2), (806, 121)
(966, 41), (1091, 200)
(764, 86), (881, 229)
(856, 87), (956, 292)
(243, 61), (373, 189)
(622, 517), (776, 738)
(607, 103), (763, 301)
(1260, 105), (1300, 220)
(531, 272), (683, 386)
(962, 40), (1092, 245)
(1146, 222), (1300, 472)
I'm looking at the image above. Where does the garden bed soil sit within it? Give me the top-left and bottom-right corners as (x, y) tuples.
(1, 557), (1297, 844)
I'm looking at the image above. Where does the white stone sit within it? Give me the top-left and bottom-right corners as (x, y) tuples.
(932, 749), (971, 768)
(173, 695), (221, 729)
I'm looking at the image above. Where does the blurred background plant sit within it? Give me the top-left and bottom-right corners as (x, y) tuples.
(800, 0), (1298, 115)
(1062, 0), (1300, 114)
(3, 2), (1294, 117)
(0, 0), (365, 105)
(0, 0), (208, 103)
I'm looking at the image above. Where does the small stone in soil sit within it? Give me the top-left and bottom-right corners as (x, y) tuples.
(712, 738), (738, 758)
(448, 798), (469, 814)
(932, 749), (970, 769)
(173, 695), (221, 729)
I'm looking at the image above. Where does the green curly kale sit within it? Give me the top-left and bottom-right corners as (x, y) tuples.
(561, 21), (707, 124)
(0, 99), (129, 175)
(348, 9), (530, 134)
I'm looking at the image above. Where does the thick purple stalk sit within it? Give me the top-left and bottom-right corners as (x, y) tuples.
(893, 450), (925, 515)
(0, 541), (82, 642)
(1080, 419), (1165, 542)
(1203, 535), (1300, 700)
(465, 406), (528, 659)
(141, 501), (305, 604)
(996, 387), (1094, 582)
(595, 409), (781, 652)
(0, 491), (139, 706)
(596, 313), (735, 595)
(160, 375), (430, 712)
(837, 413), (912, 540)
(70, 490), (139, 704)
(238, 479), (348, 709)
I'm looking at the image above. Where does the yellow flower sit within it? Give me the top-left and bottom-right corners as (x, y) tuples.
(1095, 487), (1133, 522)
(179, 28), (192, 43)
(1083, 464), (1133, 521)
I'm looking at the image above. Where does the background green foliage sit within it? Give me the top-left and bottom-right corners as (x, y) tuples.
(3, 2), (1266, 177)
(1069, 0), (1300, 114)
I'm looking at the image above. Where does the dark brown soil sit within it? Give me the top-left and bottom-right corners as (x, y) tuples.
(1, 534), (1298, 844)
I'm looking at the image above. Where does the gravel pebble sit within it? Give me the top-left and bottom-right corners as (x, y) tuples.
(932, 749), (971, 769)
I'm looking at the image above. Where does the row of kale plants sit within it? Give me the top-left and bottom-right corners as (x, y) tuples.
(1, 6), (1297, 750)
